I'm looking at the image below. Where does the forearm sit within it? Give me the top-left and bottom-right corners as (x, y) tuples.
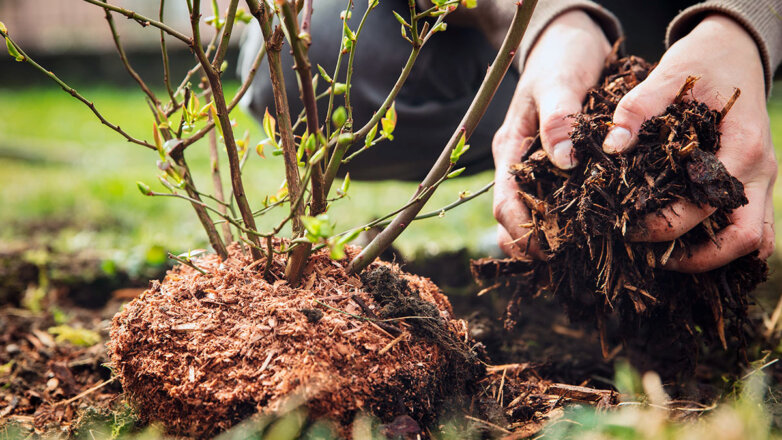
(666, 0), (782, 96)
(418, 0), (622, 71)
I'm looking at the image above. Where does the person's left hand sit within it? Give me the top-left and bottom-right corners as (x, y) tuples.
(602, 14), (777, 272)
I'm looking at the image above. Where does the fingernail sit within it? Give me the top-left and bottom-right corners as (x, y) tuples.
(552, 140), (577, 170)
(603, 126), (632, 154)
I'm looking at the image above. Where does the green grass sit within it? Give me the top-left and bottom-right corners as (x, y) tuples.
(0, 82), (494, 258)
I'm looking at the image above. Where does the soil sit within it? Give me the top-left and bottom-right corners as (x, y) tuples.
(109, 243), (488, 437)
(472, 54), (768, 379)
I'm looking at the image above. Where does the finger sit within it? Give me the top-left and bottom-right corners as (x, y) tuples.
(664, 185), (767, 273)
(498, 225), (522, 258)
(603, 69), (682, 154)
(536, 87), (583, 170)
(628, 200), (716, 242)
(493, 183), (544, 259)
(758, 187), (775, 260)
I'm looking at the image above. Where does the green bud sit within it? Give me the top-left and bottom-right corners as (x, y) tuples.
(461, 0), (477, 8)
(392, 11), (410, 28)
(317, 64), (333, 83)
(332, 83), (347, 95)
(446, 167), (465, 179)
(5, 38), (23, 62)
(339, 173), (351, 195)
(365, 123), (378, 147)
(136, 181), (152, 196)
(0, 21), (7, 34)
(309, 146), (327, 165)
(304, 133), (317, 154)
(220, 60), (228, 72)
(332, 106), (347, 128)
(431, 22), (447, 33)
(337, 132), (355, 146)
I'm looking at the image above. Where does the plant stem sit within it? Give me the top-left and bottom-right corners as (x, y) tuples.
(102, 0), (161, 108)
(176, 43), (265, 152)
(0, 31), (155, 150)
(192, 0), (263, 260)
(323, 47), (420, 194)
(279, 1), (326, 215)
(159, 0), (177, 105)
(205, 87), (234, 243)
(80, 0), (190, 44)
(212, 0), (239, 68)
(348, 0), (538, 274)
(324, 0), (352, 140)
(246, 0), (310, 284)
(170, 151), (229, 259)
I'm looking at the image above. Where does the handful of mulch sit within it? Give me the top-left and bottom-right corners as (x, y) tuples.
(473, 55), (767, 374)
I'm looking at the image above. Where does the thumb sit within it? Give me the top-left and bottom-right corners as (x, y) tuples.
(603, 73), (679, 154)
(536, 88), (583, 169)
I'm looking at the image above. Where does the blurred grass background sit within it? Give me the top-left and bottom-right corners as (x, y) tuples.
(1, 82), (781, 262)
(0, 82), (495, 260)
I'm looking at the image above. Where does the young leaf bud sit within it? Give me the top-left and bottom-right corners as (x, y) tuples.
(317, 64), (334, 83)
(136, 181), (153, 196)
(332, 106), (347, 128)
(446, 167), (465, 179)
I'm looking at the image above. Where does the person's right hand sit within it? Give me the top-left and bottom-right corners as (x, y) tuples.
(493, 10), (611, 258)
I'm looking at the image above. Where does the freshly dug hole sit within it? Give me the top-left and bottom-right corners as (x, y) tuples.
(473, 54), (768, 376)
(109, 243), (483, 437)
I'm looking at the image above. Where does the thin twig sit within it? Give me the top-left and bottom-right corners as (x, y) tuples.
(0, 31), (155, 150)
(102, 0), (161, 107)
(348, 0), (539, 274)
(81, 0), (190, 43)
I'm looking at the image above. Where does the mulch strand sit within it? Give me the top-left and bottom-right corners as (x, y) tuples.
(473, 53), (768, 378)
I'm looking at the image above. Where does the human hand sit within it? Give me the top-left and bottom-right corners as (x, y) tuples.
(602, 14), (777, 272)
(493, 10), (611, 258)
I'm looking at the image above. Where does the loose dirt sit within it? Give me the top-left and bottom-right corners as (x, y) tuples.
(473, 54), (768, 378)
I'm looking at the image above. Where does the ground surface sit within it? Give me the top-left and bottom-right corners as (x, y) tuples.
(2, 82), (782, 438)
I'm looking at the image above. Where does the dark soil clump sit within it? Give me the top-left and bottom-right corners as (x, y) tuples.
(109, 243), (483, 437)
(473, 55), (768, 377)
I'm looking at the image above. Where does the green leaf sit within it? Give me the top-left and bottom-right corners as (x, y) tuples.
(332, 106), (347, 129)
(235, 8), (253, 23)
(380, 103), (397, 138)
(446, 167), (465, 179)
(0, 360), (15, 377)
(392, 11), (410, 28)
(341, 36), (353, 53)
(262, 108), (278, 149)
(152, 123), (164, 158)
(317, 64), (333, 83)
(450, 131), (469, 163)
(136, 181), (152, 196)
(338, 228), (363, 246)
(309, 146), (327, 165)
(5, 38), (23, 62)
(329, 239), (346, 260)
(339, 173), (351, 195)
(365, 123), (378, 147)
(48, 325), (101, 347)
(460, 0), (477, 8)
(431, 22), (448, 33)
(343, 21), (356, 41)
(210, 104), (224, 138)
(256, 142), (266, 158)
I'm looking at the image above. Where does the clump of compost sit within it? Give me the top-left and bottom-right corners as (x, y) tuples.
(473, 55), (767, 375)
(109, 243), (484, 437)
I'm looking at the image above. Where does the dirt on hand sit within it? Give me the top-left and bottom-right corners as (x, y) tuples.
(473, 54), (768, 378)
